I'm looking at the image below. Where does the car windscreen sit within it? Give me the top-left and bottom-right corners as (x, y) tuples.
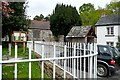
(98, 46), (110, 55)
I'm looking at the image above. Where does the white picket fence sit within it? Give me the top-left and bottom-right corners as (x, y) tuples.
(0, 41), (97, 79)
(27, 41), (98, 79)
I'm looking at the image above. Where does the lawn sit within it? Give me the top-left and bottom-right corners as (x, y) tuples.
(2, 47), (48, 79)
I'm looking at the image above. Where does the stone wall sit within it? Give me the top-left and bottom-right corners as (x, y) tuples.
(34, 53), (73, 79)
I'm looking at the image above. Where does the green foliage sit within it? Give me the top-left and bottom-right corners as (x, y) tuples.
(44, 15), (50, 21)
(106, 1), (120, 14)
(79, 3), (113, 26)
(116, 36), (120, 48)
(33, 14), (50, 21)
(116, 42), (120, 48)
(79, 3), (95, 13)
(33, 15), (41, 20)
(33, 14), (44, 20)
(50, 4), (82, 40)
(2, 2), (30, 42)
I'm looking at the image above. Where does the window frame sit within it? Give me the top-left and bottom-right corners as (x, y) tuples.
(106, 42), (114, 47)
(106, 27), (114, 35)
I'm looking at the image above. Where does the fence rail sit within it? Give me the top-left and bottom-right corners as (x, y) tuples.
(0, 41), (97, 79)
(27, 41), (97, 79)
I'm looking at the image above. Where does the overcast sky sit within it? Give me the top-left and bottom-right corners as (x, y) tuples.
(26, 0), (112, 20)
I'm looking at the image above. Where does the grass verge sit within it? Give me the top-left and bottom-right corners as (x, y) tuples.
(2, 47), (48, 79)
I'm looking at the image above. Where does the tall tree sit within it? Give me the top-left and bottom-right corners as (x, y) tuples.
(79, 3), (95, 26)
(50, 4), (81, 41)
(2, 2), (30, 43)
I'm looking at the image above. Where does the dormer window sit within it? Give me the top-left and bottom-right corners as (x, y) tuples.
(107, 27), (114, 35)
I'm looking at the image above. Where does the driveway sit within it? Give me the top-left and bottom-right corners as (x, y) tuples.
(99, 70), (120, 79)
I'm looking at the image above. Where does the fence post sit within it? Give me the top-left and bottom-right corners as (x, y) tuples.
(41, 45), (44, 79)
(79, 43), (82, 78)
(94, 43), (97, 78)
(67, 42), (70, 72)
(73, 43), (76, 78)
(64, 45), (67, 78)
(83, 43), (86, 78)
(76, 43), (79, 78)
(87, 43), (90, 78)
(29, 45), (31, 79)
(15, 43), (17, 79)
(0, 45), (2, 80)
(53, 44), (56, 78)
(89, 43), (93, 78)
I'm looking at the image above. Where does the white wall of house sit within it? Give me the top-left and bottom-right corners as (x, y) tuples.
(118, 25), (120, 36)
(96, 25), (120, 47)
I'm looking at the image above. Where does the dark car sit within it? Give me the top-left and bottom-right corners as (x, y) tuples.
(59, 45), (120, 77)
(97, 45), (120, 77)
(116, 48), (120, 52)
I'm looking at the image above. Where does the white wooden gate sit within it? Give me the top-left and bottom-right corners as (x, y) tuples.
(0, 41), (97, 79)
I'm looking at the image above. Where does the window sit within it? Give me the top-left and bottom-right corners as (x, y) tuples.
(98, 46), (109, 54)
(111, 47), (120, 56)
(107, 42), (114, 46)
(107, 27), (114, 35)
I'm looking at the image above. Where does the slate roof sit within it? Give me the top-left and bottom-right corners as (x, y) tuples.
(95, 14), (120, 26)
(29, 20), (50, 30)
(67, 26), (96, 38)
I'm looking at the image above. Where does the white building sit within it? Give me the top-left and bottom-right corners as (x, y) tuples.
(95, 14), (120, 47)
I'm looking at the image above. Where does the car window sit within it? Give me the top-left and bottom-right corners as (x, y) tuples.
(111, 47), (120, 56)
(99, 46), (109, 55)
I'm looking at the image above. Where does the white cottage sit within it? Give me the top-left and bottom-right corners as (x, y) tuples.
(95, 14), (120, 47)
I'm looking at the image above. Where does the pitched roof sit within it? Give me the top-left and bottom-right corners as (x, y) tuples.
(66, 26), (96, 38)
(29, 20), (50, 29)
(95, 14), (120, 26)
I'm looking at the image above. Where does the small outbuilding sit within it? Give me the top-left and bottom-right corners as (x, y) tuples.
(66, 26), (97, 43)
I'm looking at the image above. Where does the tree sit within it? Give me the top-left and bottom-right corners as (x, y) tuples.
(1, 1), (14, 17)
(106, 1), (120, 14)
(79, 3), (95, 13)
(33, 14), (44, 20)
(40, 14), (44, 20)
(50, 4), (81, 41)
(79, 3), (113, 26)
(44, 14), (50, 21)
(2, 2), (30, 43)
(33, 15), (41, 20)
(79, 3), (95, 26)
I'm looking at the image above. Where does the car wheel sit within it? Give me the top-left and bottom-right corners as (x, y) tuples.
(97, 64), (108, 77)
